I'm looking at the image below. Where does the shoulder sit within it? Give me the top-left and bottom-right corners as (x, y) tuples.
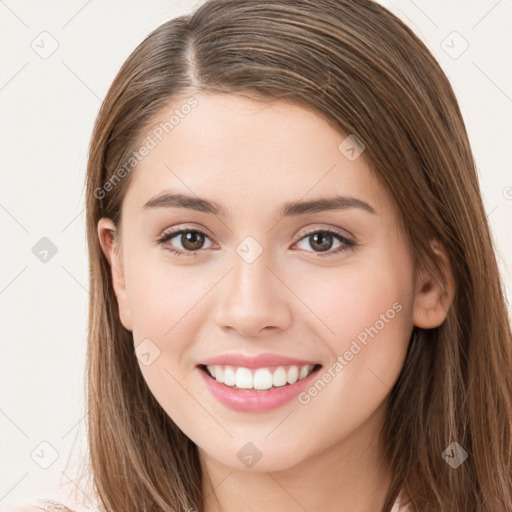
(7, 467), (101, 512)
(7, 507), (45, 512)
(7, 499), (82, 512)
(392, 490), (413, 512)
(7, 488), (100, 512)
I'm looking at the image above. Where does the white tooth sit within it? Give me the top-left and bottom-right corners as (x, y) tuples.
(214, 365), (224, 383)
(299, 365), (313, 380)
(272, 366), (288, 387)
(253, 368), (273, 390)
(223, 366), (236, 386)
(286, 365), (299, 385)
(235, 367), (253, 389)
(210, 364), (316, 390)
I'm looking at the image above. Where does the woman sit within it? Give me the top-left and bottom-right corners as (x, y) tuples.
(17, 0), (512, 511)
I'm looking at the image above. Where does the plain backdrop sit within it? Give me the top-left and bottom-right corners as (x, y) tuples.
(1, 0), (511, 508)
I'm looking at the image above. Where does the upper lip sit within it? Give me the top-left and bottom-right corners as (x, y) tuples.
(197, 352), (321, 369)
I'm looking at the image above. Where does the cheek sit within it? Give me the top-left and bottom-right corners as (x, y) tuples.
(293, 266), (413, 424)
(125, 258), (221, 409)
(126, 261), (211, 424)
(299, 252), (414, 380)
(126, 257), (211, 341)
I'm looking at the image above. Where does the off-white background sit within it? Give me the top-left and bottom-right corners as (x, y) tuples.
(1, 0), (511, 508)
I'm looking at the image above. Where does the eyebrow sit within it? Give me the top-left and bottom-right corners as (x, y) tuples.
(143, 191), (377, 217)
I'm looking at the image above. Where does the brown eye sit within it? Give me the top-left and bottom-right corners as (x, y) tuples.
(294, 229), (355, 257)
(308, 232), (334, 252)
(157, 228), (214, 256)
(179, 231), (206, 251)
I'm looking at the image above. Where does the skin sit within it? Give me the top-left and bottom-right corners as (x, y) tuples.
(98, 93), (455, 512)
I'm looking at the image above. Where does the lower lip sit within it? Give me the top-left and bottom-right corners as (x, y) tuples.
(197, 365), (322, 413)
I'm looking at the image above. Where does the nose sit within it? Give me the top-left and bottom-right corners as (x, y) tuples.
(215, 249), (293, 337)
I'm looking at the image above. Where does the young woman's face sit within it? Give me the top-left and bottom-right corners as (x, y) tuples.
(99, 92), (439, 473)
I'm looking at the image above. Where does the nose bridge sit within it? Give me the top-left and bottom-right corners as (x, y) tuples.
(215, 237), (291, 335)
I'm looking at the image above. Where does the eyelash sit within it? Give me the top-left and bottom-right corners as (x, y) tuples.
(155, 226), (356, 258)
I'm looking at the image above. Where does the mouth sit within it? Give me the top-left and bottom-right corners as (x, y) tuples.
(198, 363), (323, 392)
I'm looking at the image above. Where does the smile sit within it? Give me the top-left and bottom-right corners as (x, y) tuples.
(197, 363), (323, 412)
(203, 364), (319, 391)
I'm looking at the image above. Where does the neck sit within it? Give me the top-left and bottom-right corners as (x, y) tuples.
(199, 402), (393, 512)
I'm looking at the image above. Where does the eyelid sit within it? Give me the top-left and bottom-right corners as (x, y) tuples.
(158, 223), (215, 241)
(294, 224), (354, 241)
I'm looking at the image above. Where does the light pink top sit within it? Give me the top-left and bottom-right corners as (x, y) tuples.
(26, 484), (411, 511)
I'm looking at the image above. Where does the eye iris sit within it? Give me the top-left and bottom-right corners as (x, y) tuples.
(181, 231), (204, 251)
(310, 232), (333, 252)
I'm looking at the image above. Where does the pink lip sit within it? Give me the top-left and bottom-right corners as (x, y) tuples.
(197, 365), (322, 413)
(197, 352), (319, 369)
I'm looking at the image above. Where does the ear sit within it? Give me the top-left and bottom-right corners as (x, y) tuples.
(412, 239), (456, 329)
(97, 217), (133, 332)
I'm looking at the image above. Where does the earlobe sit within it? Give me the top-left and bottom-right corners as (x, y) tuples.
(97, 217), (133, 331)
(412, 239), (456, 329)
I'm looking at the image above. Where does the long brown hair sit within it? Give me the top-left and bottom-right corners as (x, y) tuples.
(78, 0), (512, 510)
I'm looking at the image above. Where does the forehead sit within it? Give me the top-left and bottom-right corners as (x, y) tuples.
(122, 93), (394, 220)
